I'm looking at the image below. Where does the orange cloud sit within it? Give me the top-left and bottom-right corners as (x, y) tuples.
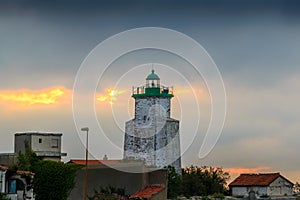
(0, 87), (69, 105)
(225, 166), (271, 175)
(96, 88), (126, 105)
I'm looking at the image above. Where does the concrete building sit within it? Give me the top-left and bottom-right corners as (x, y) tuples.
(0, 132), (67, 166)
(123, 70), (181, 173)
(229, 173), (294, 197)
(0, 153), (17, 167)
(67, 160), (167, 200)
(15, 132), (67, 161)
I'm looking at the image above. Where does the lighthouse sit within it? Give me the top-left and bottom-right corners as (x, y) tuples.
(123, 70), (181, 173)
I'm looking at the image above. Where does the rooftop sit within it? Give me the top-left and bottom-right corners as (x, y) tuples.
(146, 69), (160, 80)
(0, 165), (34, 176)
(229, 173), (293, 187)
(15, 132), (63, 136)
(132, 70), (173, 98)
(68, 159), (119, 165)
(129, 185), (165, 199)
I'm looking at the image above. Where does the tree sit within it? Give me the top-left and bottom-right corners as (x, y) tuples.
(17, 141), (82, 200)
(181, 166), (230, 197)
(167, 166), (182, 199)
(182, 166), (205, 197)
(31, 160), (81, 200)
(293, 182), (300, 194)
(88, 186), (128, 200)
(17, 140), (40, 171)
(0, 193), (10, 200)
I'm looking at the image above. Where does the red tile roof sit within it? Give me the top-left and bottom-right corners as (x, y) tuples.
(229, 173), (293, 187)
(68, 159), (119, 165)
(129, 185), (165, 199)
(17, 170), (35, 176)
(1, 165), (34, 176)
(0, 165), (8, 170)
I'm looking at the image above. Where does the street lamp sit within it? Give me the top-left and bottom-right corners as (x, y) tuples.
(81, 127), (89, 200)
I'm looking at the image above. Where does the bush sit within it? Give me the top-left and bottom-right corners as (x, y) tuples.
(260, 194), (270, 198)
(88, 186), (129, 200)
(167, 166), (182, 199)
(32, 160), (82, 200)
(181, 166), (230, 197)
(0, 193), (10, 200)
(212, 193), (225, 199)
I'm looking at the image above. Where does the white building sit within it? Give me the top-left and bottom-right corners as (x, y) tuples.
(229, 173), (294, 197)
(123, 70), (181, 173)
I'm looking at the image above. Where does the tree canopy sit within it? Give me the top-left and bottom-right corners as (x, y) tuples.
(32, 160), (81, 200)
(167, 165), (230, 198)
(16, 141), (82, 200)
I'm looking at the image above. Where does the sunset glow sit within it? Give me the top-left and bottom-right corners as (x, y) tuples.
(225, 166), (271, 175)
(96, 88), (126, 104)
(0, 88), (66, 105)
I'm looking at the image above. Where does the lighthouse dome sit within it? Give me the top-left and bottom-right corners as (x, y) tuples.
(146, 70), (160, 80)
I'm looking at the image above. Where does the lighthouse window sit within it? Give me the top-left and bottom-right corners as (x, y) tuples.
(143, 115), (147, 122)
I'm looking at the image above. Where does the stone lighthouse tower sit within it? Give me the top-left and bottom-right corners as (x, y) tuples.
(123, 70), (181, 173)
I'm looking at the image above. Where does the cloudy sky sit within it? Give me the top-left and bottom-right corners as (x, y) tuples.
(1, 0), (300, 182)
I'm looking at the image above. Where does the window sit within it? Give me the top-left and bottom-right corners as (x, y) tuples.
(51, 139), (59, 148)
(8, 179), (25, 194)
(8, 179), (16, 194)
(39, 138), (42, 143)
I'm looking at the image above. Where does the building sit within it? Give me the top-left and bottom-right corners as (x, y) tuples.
(0, 132), (67, 166)
(0, 165), (34, 200)
(123, 70), (181, 173)
(0, 153), (17, 167)
(229, 173), (294, 197)
(15, 132), (67, 161)
(67, 159), (167, 200)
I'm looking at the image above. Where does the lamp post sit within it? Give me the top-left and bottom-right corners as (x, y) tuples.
(81, 127), (89, 200)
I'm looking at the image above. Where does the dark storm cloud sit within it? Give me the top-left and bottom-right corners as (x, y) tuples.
(2, 0), (300, 15)
(0, 0), (299, 89)
(1, 0), (299, 89)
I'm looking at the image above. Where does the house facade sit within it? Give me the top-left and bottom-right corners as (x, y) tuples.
(229, 173), (294, 197)
(0, 165), (34, 200)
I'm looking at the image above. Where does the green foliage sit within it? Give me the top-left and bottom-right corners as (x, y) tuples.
(166, 165), (229, 198)
(293, 182), (300, 194)
(17, 140), (82, 200)
(260, 194), (270, 198)
(167, 166), (182, 199)
(17, 140), (40, 171)
(212, 192), (225, 199)
(181, 166), (230, 197)
(31, 160), (82, 200)
(88, 186), (128, 200)
(0, 193), (10, 200)
(202, 196), (210, 200)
